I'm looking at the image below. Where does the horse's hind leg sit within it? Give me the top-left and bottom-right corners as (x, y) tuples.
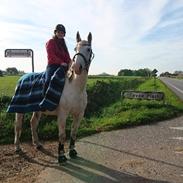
(30, 112), (42, 149)
(69, 113), (83, 158)
(14, 113), (24, 152)
(57, 111), (68, 164)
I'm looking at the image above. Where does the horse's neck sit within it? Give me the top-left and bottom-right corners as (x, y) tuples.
(68, 71), (88, 92)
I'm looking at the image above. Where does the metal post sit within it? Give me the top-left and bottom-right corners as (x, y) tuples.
(30, 49), (34, 72)
(4, 48), (34, 72)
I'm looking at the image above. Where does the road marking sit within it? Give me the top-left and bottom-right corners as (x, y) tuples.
(170, 127), (183, 130)
(175, 151), (183, 154)
(174, 147), (183, 154)
(171, 137), (183, 140)
(165, 80), (183, 94)
(174, 151), (183, 154)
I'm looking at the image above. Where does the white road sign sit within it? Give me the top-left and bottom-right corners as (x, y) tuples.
(5, 49), (32, 57)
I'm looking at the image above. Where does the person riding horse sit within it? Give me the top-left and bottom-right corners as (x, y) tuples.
(8, 30), (94, 165)
(40, 24), (71, 110)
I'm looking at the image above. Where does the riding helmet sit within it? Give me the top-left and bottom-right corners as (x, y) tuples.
(54, 24), (66, 34)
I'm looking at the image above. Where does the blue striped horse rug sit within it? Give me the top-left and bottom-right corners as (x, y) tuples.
(7, 67), (65, 113)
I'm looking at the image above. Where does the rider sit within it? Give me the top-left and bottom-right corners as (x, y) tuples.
(44, 24), (71, 93)
(39, 24), (71, 111)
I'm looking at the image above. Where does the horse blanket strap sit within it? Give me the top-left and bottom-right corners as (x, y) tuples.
(7, 67), (65, 113)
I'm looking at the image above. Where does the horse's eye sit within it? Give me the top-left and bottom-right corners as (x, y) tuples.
(87, 48), (91, 52)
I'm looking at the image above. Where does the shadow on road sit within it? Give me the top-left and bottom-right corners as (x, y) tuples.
(18, 147), (171, 183)
(59, 156), (170, 183)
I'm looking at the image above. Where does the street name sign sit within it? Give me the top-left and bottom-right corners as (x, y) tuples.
(121, 91), (165, 101)
(4, 49), (34, 72)
(5, 49), (32, 58)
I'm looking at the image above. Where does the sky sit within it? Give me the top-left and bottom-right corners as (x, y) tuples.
(0, 0), (183, 75)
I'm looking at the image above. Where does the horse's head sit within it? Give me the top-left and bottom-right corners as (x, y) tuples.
(72, 32), (94, 75)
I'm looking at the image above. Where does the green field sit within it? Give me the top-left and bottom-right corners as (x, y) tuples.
(0, 75), (182, 144)
(0, 76), (20, 97)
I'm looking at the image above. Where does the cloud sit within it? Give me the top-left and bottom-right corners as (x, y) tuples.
(0, 0), (183, 75)
(142, 2), (183, 42)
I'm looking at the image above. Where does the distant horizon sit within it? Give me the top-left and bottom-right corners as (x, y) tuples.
(1, 67), (182, 76)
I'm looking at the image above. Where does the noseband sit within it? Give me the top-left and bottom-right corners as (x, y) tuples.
(72, 44), (94, 72)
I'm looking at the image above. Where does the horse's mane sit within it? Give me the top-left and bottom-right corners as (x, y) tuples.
(67, 64), (74, 82)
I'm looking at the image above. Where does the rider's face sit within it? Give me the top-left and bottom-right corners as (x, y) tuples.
(55, 31), (65, 39)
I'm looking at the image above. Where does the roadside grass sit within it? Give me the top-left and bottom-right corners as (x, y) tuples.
(85, 78), (183, 133)
(138, 78), (183, 108)
(0, 76), (20, 97)
(0, 76), (182, 144)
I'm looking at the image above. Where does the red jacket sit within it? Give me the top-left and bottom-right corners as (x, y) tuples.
(46, 38), (71, 65)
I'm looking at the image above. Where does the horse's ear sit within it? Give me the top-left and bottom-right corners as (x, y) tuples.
(88, 32), (92, 44)
(76, 31), (81, 42)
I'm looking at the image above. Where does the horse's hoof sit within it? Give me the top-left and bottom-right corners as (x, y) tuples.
(36, 144), (43, 150)
(58, 155), (67, 164)
(69, 149), (77, 158)
(15, 148), (22, 154)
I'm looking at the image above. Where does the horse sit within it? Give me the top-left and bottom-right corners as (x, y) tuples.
(14, 31), (94, 164)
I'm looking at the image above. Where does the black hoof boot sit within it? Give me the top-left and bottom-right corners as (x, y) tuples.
(36, 144), (43, 150)
(15, 148), (22, 154)
(69, 149), (77, 158)
(58, 155), (67, 164)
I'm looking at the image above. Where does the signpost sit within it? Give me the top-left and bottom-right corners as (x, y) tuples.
(121, 91), (165, 101)
(5, 49), (34, 72)
(152, 69), (158, 91)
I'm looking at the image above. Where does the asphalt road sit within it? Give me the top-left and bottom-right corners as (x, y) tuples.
(35, 116), (183, 183)
(159, 77), (183, 100)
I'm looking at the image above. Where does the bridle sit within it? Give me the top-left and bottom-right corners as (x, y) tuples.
(72, 43), (94, 72)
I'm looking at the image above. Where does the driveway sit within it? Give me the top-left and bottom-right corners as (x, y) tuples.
(35, 116), (183, 183)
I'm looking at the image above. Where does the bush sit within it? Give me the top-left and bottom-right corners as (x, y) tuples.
(85, 78), (144, 117)
(0, 70), (3, 77)
(0, 96), (11, 109)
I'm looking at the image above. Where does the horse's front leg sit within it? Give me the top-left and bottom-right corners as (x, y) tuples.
(30, 112), (42, 149)
(57, 112), (68, 164)
(69, 112), (84, 158)
(14, 113), (24, 152)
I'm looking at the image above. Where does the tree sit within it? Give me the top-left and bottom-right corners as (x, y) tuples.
(118, 69), (133, 76)
(6, 67), (18, 75)
(152, 69), (158, 77)
(0, 70), (3, 77)
(160, 72), (171, 77)
(118, 68), (152, 77)
(144, 68), (152, 77)
(174, 71), (183, 75)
